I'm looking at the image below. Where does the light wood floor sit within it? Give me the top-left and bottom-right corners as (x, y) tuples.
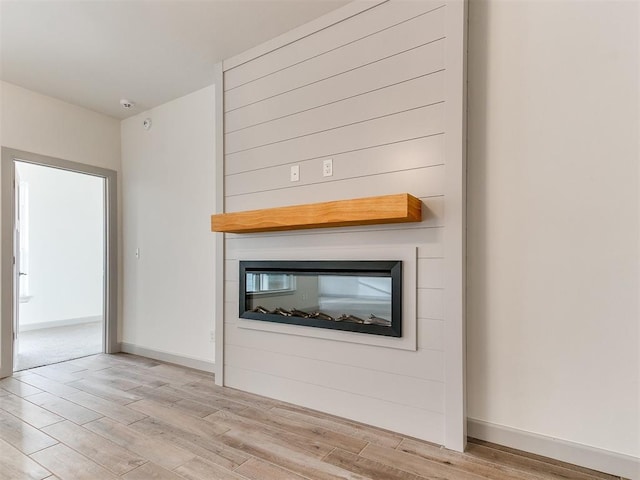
(0, 353), (624, 480)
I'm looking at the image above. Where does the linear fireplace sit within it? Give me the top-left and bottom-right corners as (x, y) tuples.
(239, 260), (402, 337)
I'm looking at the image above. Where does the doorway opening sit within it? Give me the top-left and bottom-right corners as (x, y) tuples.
(14, 162), (105, 371)
(1, 148), (118, 378)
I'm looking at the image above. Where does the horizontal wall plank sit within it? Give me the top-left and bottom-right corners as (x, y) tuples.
(223, 1), (384, 72)
(420, 319), (445, 351)
(225, 40), (445, 132)
(226, 260), (238, 282)
(225, 225), (445, 260)
(224, 366), (445, 444)
(226, 135), (444, 197)
(225, 280), (238, 304)
(225, 135), (444, 196)
(224, 0), (443, 89)
(417, 289), (444, 320)
(225, 167), (444, 213)
(226, 72), (444, 154)
(225, 344), (444, 413)
(224, 302), (236, 324)
(418, 259), (445, 289)
(225, 7), (445, 111)
(226, 103), (443, 175)
(225, 323), (444, 381)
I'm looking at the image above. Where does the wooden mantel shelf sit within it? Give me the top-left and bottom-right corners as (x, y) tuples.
(211, 193), (422, 234)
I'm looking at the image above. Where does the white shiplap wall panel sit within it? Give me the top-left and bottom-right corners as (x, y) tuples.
(224, 302), (236, 324)
(224, 324), (445, 382)
(417, 288), (445, 320)
(224, 366), (446, 444)
(226, 225), (445, 259)
(226, 135), (444, 197)
(220, 0), (466, 448)
(224, 0), (444, 90)
(225, 260), (238, 282)
(225, 72), (444, 154)
(225, 40), (445, 132)
(225, 280), (239, 304)
(226, 103), (444, 175)
(418, 258), (445, 289)
(225, 168), (444, 212)
(420, 319), (445, 351)
(224, 345), (445, 413)
(225, 6), (446, 111)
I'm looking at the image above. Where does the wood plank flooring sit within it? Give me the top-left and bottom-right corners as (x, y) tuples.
(0, 354), (625, 480)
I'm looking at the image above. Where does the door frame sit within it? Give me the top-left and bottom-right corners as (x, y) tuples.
(1, 147), (118, 377)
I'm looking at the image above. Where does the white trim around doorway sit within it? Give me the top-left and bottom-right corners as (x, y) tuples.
(0, 147), (119, 378)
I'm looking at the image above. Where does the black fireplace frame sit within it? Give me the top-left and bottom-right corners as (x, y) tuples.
(239, 260), (402, 337)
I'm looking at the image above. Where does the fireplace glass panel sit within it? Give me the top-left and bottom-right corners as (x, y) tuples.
(246, 273), (294, 293)
(239, 261), (402, 337)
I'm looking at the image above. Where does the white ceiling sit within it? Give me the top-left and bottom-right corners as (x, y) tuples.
(0, 0), (349, 119)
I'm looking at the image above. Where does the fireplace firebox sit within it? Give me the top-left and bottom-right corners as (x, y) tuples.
(239, 260), (402, 337)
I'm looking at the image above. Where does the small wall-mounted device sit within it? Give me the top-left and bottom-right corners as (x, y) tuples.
(323, 158), (333, 177)
(120, 99), (136, 109)
(290, 165), (300, 182)
(143, 118), (152, 130)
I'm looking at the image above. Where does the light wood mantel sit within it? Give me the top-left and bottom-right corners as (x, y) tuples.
(210, 193), (422, 234)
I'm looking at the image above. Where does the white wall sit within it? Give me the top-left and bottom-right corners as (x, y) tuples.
(0, 81), (121, 373)
(0, 82), (121, 171)
(120, 85), (216, 368)
(16, 162), (104, 330)
(219, 0), (466, 449)
(467, 0), (639, 465)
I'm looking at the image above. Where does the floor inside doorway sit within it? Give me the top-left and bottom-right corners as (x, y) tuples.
(15, 321), (102, 371)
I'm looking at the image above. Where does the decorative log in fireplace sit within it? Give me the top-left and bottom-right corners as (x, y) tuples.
(239, 260), (402, 337)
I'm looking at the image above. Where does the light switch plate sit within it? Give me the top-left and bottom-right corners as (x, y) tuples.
(323, 158), (333, 177)
(290, 165), (300, 182)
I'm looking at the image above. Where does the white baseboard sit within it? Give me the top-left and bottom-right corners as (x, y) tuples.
(19, 315), (102, 332)
(119, 342), (215, 374)
(468, 418), (639, 480)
